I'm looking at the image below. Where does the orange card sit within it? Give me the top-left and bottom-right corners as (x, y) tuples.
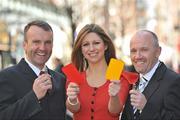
(106, 58), (125, 80)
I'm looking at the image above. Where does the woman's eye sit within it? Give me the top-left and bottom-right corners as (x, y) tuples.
(94, 42), (100, 44)
(82, 43), (88, 47)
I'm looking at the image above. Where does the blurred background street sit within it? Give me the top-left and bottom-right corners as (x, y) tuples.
(0, 0), (179, 73)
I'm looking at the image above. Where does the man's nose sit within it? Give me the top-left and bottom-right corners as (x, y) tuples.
(135, 51), (142, 59)
(39, 43), (46, 50)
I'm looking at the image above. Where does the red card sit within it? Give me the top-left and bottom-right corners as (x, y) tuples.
(62, 63), (83, 85)
(121, 71), (139, 84)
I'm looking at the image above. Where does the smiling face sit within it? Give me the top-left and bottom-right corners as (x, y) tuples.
(23, 25), (53, 69)
(130, 31), (161, 74)
(81, 32), (107, 65)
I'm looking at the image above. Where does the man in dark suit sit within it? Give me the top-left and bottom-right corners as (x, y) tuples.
(121, 30), (180, 120)
(0, 20), (66, 120)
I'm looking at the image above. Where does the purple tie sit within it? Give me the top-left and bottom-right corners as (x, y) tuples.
(39, 70), (47, 75)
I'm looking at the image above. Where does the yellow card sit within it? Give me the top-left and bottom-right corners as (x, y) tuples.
(106, 58), (125, 80)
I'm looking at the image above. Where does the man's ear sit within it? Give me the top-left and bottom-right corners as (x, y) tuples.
(23, 40), (27, 49)
(156, 46), (161, 58)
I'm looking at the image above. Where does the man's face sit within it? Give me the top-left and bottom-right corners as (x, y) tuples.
(23, 25), (53, 69)
(130, 33), (161, 74)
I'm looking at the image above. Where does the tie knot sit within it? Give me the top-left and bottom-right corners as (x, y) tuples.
(138, 76), (148, 92)
(141, 77), (147, 83)
(39, 70), (47, 75)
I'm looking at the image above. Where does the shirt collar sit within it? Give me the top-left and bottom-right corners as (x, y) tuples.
(140, 60), (160, 82)
(24, 57), (46, 76)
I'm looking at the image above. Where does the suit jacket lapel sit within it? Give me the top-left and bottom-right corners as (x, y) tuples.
(17, 58), (37, 84)
(143, 62), (167, 101)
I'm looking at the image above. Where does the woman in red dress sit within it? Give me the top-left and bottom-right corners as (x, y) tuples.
(66, 24), (132, 120)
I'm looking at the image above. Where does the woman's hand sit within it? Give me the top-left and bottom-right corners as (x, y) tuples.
(108, 80), (121, 97)
(67, 82), (80, 104)
(108, 80), (122, 114)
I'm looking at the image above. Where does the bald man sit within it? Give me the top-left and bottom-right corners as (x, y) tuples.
(121, 30), (180, 120)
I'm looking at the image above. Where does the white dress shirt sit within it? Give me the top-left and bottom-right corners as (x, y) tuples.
(24, 57), (47, 76)
(138, 60), (160, 92)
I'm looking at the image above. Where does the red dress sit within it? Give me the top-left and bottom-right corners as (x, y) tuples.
(67, 72), (130, 120)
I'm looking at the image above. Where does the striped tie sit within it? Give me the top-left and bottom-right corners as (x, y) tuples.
(138, 77), (148, 92)
(133, 76), (148, 119)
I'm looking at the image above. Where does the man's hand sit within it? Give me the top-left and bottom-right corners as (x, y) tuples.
(33, 73), (52, 100)
(130, 89), (147, 110)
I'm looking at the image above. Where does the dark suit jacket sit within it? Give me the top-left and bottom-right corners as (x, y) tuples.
(0, 58), (66, 120)
(121, 62), (180, 120)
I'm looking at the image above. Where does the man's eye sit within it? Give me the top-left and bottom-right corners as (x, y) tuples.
(33, 41), (40, 44)
(130, 50), (136, 53)
(45, 41), (52, 44)
(142, 48), (148, 52)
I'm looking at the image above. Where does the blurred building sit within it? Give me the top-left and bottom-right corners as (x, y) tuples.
(0, 0), (179, 72)
(0, 0), (72, 69)
(156, 0), (180, 72)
